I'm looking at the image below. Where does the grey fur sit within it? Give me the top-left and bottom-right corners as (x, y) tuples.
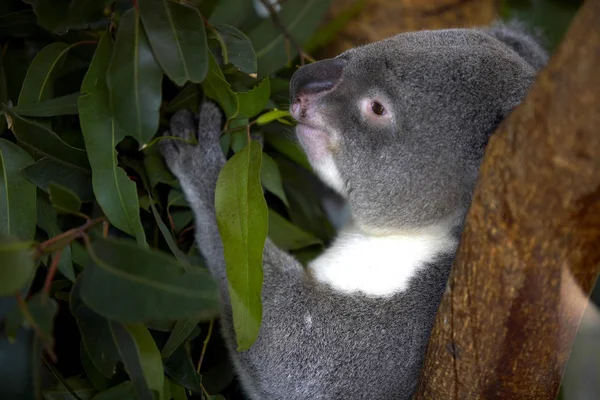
(161, 24), (547, 400)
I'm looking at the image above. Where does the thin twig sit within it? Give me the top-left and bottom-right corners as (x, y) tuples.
(259, 0), (312, 66)
(42, 248), (62, 303)
(36, 217), (105, 256)
(196, 319), (214, 373)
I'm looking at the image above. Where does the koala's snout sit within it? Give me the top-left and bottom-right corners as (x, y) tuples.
(289, 58), (345, 119)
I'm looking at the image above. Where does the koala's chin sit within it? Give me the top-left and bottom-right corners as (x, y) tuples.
(163, 22), (547, 400)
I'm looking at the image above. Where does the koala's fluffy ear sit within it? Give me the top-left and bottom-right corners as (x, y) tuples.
(484, 20), (549, 71)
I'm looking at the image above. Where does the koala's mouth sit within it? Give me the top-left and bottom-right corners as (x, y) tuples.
(295, 123), (332, 162)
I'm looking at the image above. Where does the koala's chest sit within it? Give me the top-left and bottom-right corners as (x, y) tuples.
(308, 228), (457, 297)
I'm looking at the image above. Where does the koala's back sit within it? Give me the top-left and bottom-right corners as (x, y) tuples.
(217, 245), (454, 400)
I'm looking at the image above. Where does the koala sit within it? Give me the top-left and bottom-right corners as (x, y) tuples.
(161, 22), (547, 400)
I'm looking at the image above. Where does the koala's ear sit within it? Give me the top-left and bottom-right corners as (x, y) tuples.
(484, 20), (549, 71)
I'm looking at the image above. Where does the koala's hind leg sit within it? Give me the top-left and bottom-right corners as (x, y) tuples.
(160, 101), (227, 283)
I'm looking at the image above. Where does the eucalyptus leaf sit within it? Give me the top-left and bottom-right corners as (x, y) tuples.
(79, 237), (219, 323)
(261, 153), (289, 207)
(0, 138), (36, 240)
(107, 8), (163, 147)
(215, 140), (267, 351)
(237, 77), (270, 118)
(110, 322), (164, 400)
(92, 381), (137, 400)
(164, 344), (202, 392)
(17, 42), (72, 106)
(48, 182), (81, 215)
(0, 235), (34, 296)
(70, 279), (120, 379)
(23, 157), (94, 202)
(11, 93), (79, 117)
(37, 196), (75, 282)
(268, 208), (322, 251)
(79, 33), (147, 245)
(148, 194), (188, 265)
(139, 0), (208, 86)
(213, 23), (256, 75)
(42, 376), (96, 400)
(202, 52), (238, 119)
(3, 107), (90, 169)
(161, 318), (199, 358)
(166, 84), (201, 113)
(23, 0), (110, 35)
(19, 293), (58, 349)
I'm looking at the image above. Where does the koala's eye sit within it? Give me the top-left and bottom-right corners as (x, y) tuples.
(371, 101), (385, 116)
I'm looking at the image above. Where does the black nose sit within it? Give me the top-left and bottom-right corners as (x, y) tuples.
(290, 57), (346, 103)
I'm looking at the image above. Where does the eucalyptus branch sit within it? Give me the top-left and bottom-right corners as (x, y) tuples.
(196, 319), (215, 373)
(35, 217), (106, 257)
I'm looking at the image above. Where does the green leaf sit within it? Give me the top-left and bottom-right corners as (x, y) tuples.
(256, 109), (292, 125)
(202, 52), (238, 119)
(70, 279), (120, 379)
(212, 24), (256, 75)
(48, 182), (81, 215)
(19, 293), (59, 349)
(79, 237), (219, 323)
(79, 33), (147, 245)
(209, 0), (254, 27)
(0, 138), (36, 240)
(92, 381), (137, 400)
(215, 140), (267, 351)
(37, 197), (75, 282)
(261, 153), (289, 207)
(142, 145), (176, 188)
(248, 0), (332, 77)
(268, 209), (322, 251)
(17, 42), (74, 106)
(110, 322), (164, 400)
(81, 341), (111, 391)
(107, 8), (163, 147)
(0, 235), (34, 296)
(11, 93), (79, 117)
(169, 380), (187, 400)
(23, 157), (94, 202)
(263, 131), (311, 171)
(163, 344), (202, 392)
(148, 194), (188, 265)
(3, 107), (90, 169)
(42, 376), (97, 400)
(139, 0), (208, 86)
(237, 77), (270, 119)
(161, 318), (199, 358)
(165, 84), (201, 113)
(22, 0), (110, 35)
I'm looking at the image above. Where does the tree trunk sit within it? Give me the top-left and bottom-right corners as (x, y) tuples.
(414, 0), (600, 399)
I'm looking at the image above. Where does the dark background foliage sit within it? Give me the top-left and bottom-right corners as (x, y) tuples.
(0, 0), (588, 399)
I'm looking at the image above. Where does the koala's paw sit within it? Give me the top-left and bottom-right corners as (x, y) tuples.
(160, 101), (225, 181)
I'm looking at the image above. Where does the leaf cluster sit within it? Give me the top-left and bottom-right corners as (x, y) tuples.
(0, 0), (338, 398)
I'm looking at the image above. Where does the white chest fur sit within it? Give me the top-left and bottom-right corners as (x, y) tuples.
(308, 225), (458, 297)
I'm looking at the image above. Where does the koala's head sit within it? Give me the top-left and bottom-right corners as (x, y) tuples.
(289, 24), (547, 234)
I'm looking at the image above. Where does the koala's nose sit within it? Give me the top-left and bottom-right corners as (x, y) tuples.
(290, 57), (345, 105)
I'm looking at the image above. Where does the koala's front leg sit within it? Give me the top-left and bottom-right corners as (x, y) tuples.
(160, 102), (227, 283)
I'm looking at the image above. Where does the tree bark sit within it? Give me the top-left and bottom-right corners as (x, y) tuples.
(414, 1), (600, 399)
(322, 0), (497, 58)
